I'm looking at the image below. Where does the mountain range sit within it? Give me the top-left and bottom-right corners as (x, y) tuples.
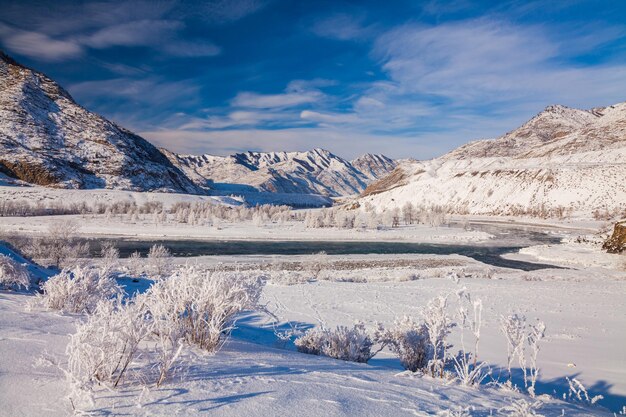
(359, 102), (626, 216)
(0, 51), (395, 200)
(163, 149), (396, 197)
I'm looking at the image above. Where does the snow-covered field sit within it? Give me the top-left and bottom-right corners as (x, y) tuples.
(1, 207), (625, 416)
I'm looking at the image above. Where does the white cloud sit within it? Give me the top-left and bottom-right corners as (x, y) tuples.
(0, 23), (83, 61)
(300, 110), (358, 124)
(371, 19), (626, 109)
(231, 91), (323, 108)
(141, 127), (440, 159)
(80, 20), (182, 48)
(68, 77), (201, 107)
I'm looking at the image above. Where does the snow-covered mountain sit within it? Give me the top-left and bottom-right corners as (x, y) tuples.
(0, 52), (199, 193)
(164, 148), (397, 197)
(359, 102), (626, 217)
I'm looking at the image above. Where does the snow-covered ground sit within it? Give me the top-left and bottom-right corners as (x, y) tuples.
(1, 214), (624, 416)
(1, 281), (619, 417)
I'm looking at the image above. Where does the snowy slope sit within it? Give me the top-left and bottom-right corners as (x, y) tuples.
(164, 148), (396, 197)
(0, 52), (199, 194)
(360, 102), (626, 217)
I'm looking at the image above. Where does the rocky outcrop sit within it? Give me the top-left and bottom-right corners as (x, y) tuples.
(603, 221), (626, 253)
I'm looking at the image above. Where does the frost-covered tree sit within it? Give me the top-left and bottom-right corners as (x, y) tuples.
(26, 220), (89, 268)
(0, 254), (30, 290)
(147, 244), (172, 279)
(127, 251), (143, 278)
(99, 242), (119, 279)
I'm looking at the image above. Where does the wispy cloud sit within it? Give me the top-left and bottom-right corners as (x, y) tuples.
(140, 126), (440, 158)
(0, 23), (83, 61)
(311, 13), (375, 41)
(371, 19), (626, 109)
(196, 0), (269, 24)
(0, 2), (223, 62)
(231, 91), (322, 108)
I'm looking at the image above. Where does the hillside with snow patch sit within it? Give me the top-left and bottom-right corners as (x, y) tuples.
(0, 52), (200, 194)
(359, 102), (626, 217)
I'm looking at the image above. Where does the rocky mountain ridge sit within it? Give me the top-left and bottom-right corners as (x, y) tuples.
(164, 148), (397, 197)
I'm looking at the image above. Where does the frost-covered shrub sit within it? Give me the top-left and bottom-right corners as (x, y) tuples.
(139, 266), (264, 385)
(142, 266), (264, 352)
(0, 254), (30, 290)
(565, 376), (604, 405)
(40, 266), (122, 313)
(269, 271), (312, 286)
(147, 244), (172, 279)
(67, 298), (149, 389)
(294, 327), (327, 355)
(295, 323), (379, 363)
(375, 316), (430, 372)
(304, 251), (329, 279)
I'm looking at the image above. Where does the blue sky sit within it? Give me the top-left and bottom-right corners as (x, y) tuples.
(1, 0), (625, 158)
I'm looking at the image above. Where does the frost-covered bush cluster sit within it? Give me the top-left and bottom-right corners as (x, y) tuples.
(67, 297), (148, 389)
(40, 266), (122, 313)
(294, 290), (495, 388)
(142, 266), (264, 351)
(66, 266), (265, 389)
(0, 254), (31, 290)
(295, 323), (380, 363)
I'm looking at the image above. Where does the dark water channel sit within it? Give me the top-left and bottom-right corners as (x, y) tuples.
(86, 223), (565, 271)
